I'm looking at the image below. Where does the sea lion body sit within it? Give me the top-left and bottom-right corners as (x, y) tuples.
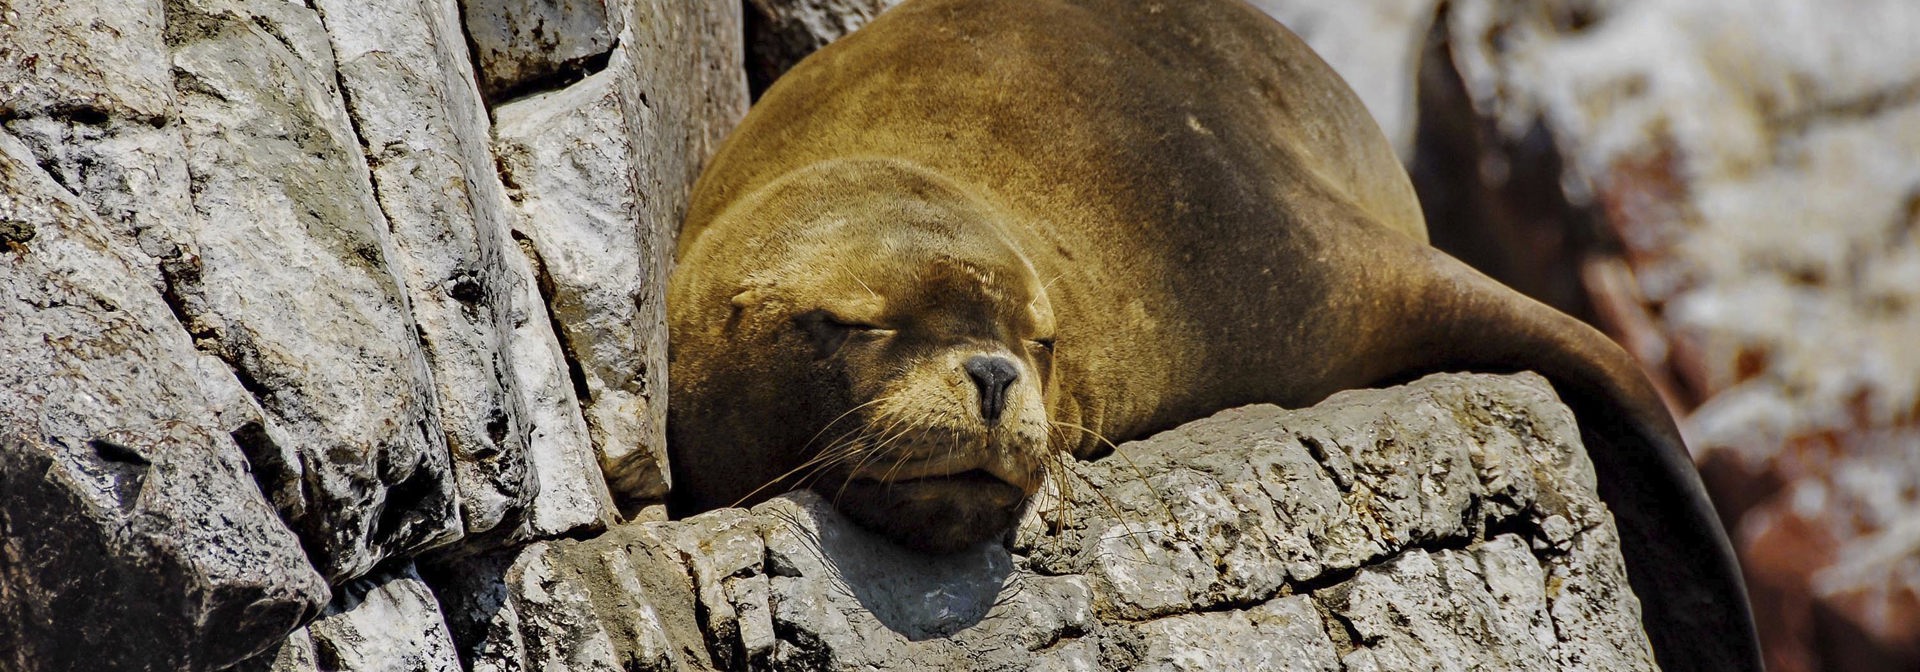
(668, 1), (1758, 669)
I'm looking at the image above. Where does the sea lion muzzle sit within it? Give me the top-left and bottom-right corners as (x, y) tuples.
(964, 354), (1020, 424)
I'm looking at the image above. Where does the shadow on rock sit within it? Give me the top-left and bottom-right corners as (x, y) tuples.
(759, 491), (1015, 641)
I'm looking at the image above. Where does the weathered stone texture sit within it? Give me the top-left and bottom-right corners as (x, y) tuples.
(165, 0), (466, 581)
(496, 64), (669, 510)
(437, 373), (1658, 672)
(460, 0), (623, 102)
(236, 564), (465, 672)
(0, 131), (329, 671)
(310, 0), (536, 540)
(498, 0), (748, 508)
(502, 232), (621, 539)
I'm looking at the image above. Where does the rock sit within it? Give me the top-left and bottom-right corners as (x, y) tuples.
(743, 0), (904, 95)
(497, 0), (748, 508)
(1424, 1), (1920, 668)
(0, 0), (173, 122)
(309, 0), (536, 540)
(232, 629), (319, 672)
(495, 63), (668, 509)
(459, 0), (622, 102)
(0, 130), (329, 672)
(437, 373), (1658, 671)
(432, 542), (635, 671)
(1106, 597), (1340, 671)
(238, 563), (465, 672)
(502, 232), (620, 539)
(305, 563), (465, 671)
(166, 0), (464, 581)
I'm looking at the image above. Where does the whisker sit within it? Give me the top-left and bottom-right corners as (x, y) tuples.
(1049, 420), (1171, 562)
(727, 424), (880, 508)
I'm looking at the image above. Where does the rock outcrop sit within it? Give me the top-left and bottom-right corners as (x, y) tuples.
(19, 0), (1904, 669)
(417, 373), (1654, 672)
(2, 0), (741, 667)
(1407, 1), (1920, 668)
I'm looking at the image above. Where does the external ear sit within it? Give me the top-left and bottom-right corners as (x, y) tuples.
(726, 288), (764, 331)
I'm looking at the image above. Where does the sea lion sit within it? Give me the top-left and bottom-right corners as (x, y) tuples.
(666, 0), (1759, 669)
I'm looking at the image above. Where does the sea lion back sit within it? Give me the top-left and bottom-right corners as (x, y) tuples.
(682, 0), (1425, 252)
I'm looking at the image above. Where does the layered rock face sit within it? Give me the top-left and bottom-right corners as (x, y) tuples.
(3, 0), (741, 667)
(428, 373), (1657, 672)
(13, 0), (1894, 669)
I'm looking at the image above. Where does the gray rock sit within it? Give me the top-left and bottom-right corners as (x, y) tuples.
(441, 373), (1660, 671)
(0, 130), (329, 672)
(459, 0), (622, 102)
(305, 563), (465, 672)
(166, 0), (463, 581)
(1109, 597), (1340, 672)
(503, 233), (620, 539)
(309, 0), (535, 540)
(497, 0), (748, 507)
(626, 0), (751, 187)
(434, 542), (641, 672)
(0, 0), (173, 122)
(230, 630), (318, 672)
(239, 563), (466, 672)
(743, 0), (904, 93)
(495, 60), (670, 508)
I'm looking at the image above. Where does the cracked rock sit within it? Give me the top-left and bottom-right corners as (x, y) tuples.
(1, 129), (329, 672)
(435, 373), (1658, 671)
(310, 0), (536, 541)
(495, 0), (747, 509)
(166, 0), (464, 581)
(236, 563), (464, 672)
(460, 0), (622, 102)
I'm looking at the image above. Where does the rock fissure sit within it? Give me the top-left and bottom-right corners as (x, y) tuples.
(485, 45), (619, 110)
(512, 231), (594, 407)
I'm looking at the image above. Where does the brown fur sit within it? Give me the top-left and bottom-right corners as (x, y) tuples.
(667, 1), (1757, 669)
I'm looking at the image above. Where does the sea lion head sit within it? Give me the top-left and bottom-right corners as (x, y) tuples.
(670, 159), (1058, 553)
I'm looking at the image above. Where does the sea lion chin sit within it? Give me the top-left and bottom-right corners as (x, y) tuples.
(833, 470), (1029, 554)
(666, 2), (1758, 670)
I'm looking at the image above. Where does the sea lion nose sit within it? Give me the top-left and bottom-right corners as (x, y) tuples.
(964, 355), (1020, 425)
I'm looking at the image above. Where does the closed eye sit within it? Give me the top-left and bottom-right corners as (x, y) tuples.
(795, 309), (890, 358)
(828, 315), (885, 331)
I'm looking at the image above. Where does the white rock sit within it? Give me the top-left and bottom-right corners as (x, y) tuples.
(310, 0), (536, 538)
(495, 0), (748, 506)
(0, 129), (329, 671)
(167, 0), (463, 580)
(305, 563), (465, 672)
